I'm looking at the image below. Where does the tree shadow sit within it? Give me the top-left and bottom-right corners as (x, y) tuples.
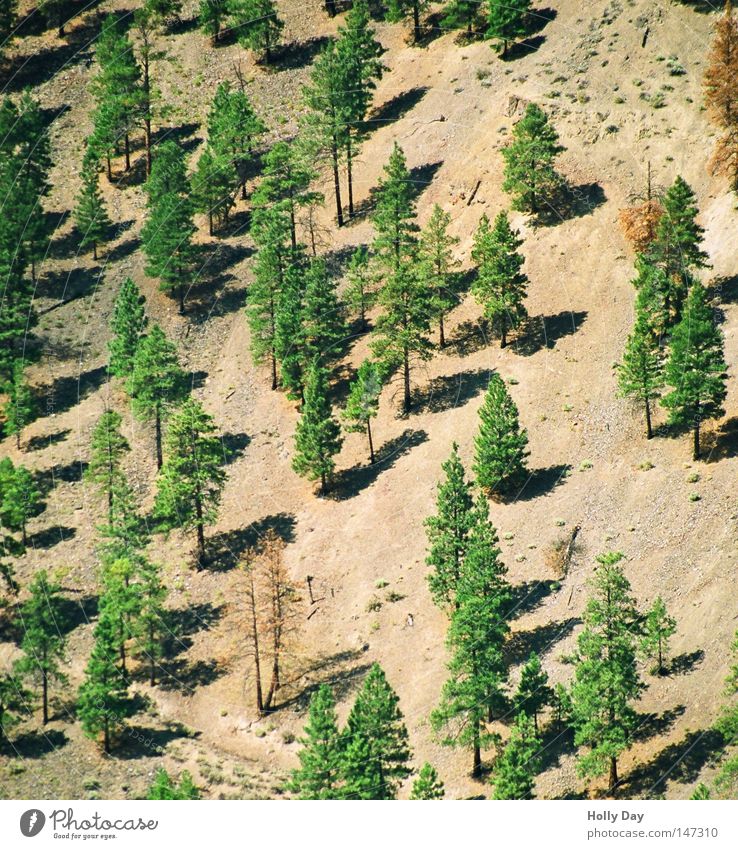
(415, 11), (447, 47)
(632, 705), (687, 744)
(332, 428), (429, 500)
(40, 364), (108, 415)
(363, 86), (429, 134)
(37, 458), (89, 488)
(413, 368), (489, 414)
(625, 728), (725, 795)
(514, 311), (588, 356)
(158, 658), (226, 694)
(278, 649), (373, 713)
(538, 182), (607, 226)
(162, 602), (224, 659)
(153, 122), (201, 149)
(526, 6), (557, 37)
(505, 617), (580, 664)
(54, 592), (99, 634)
(539, 723), (576, 773)
(668, 649), (705, 677)
(350, 159), (442, 220)
(707, 274), (738, 305)
(104, 235), (141, 264)
(508, 579), (560, 619)
(38, 266), (101, 310)
(117, 720), (197, 759)
(703, 416), (738, 463)
(219, 432), (251, 465)
(511, 464), (571, 502)
(25, 428), (71, 452)
(271, 35), (332, 70)
(503, 34), (547, 61)
(206, 513), (297, 571)
(5, 728), (68, 758)
(26, 525), (77, 550)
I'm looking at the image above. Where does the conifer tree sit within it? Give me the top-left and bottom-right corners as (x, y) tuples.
(274, 251), (310, 401)
(345, 246), (377, 333)
(191, 146), (236, 235)
(370, 144), (432, 412)
(569, 552), (644, 795)
(502, 103), (565, 214)
(648, 176), (709, 322)
(98, 478), (149, 564)
(419, 204), (460, 348)
(486, 0), (530, 58)
(99, 557), (142, 677)
(199, 0), (226, 43)
(77, 609), (135, 753)
(442, 0), (482, 35)
(228, 0), (284, 63)
(425, 442), (474, 612)
(84, 410), (130, 523)
(662, 284), (727, 461)
(74, 163), (111, 261)
(16, 571), (68, 724)
(300, 257), (347, 365)
(148, 768), (200, 799)
(514, 652), (552, 733)
(154, 400), (226, 566)
(617, 309), (664, 440)
(0, 668), (33, 744)
(288, 684), (344, 799)
(704, 1), (738, 191)
(490, 713), (540, 799)
(471, 211), (528, 348)
(410, 762), (445, 799)
(109, 278), (147, 378)
(473, 373), (529, 496)
(1, 465), (43, 548)
(342, 360), (382, 464)
(630, 256), (670, 344)
(135, 557), (168, 686)
(292, 360), (343, 494)
(342, 663), (411, 799)
(387, 0), (428, 43)
(640, 596), (676, 676)
(4, 360), (34, 450)
(0, 265), (36, 385)
(127, 324), (189, 469)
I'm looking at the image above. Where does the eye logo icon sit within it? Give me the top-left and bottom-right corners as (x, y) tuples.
(20, 810), (46, 837)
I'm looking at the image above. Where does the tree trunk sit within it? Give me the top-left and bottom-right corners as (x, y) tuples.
(106, 155), (112, 181)
(150, 622), (156, 686)
(124, 134), (131, 172)
(104, 719), (110, 754)
(346, 132), (354, 218)
(472, 721), (482, 778)
(195, 495), (206, 568)
(320, 470), (327, 494)
(413, 1), (421, 43)
(439, 314), (446, 348)
(155, 407), (163, 470)
(208, 208), (213, 237)
(609, 756), (618, 795)
(270, 352), (278, 391)
(331, 135), (344, 227)
(42, 667), (48, 725)
(501, 317), (507, 348)
(120, 640), (127, 676)
(178, 285), (185, 315)
(249, 575), (264, 715)
(143, 58), (153, 177)
(367, 418), (375, 465)
(645, 398), (653, 440)
(403, 349), (411, 413)
(93, 242), (98, 261)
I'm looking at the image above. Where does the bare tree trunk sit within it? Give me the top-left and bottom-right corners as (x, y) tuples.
(367, 418), (375, 465)
(645, 398), (653, 440)
(331, 135), (344, 227)
(403, 349), (411, 413)
(346, 132), (354, 218)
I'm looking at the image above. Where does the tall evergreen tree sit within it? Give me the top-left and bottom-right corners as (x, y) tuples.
(16, 571), (68, 725)
(199, 0), (227, 43)
(288, 684), (344, 799)
(473, 373), (529, 496)
(640, 596), (676, 676)
(135, 556), (168, 686)
(84, 410), (130, 523)
(486, 0), (530, 58)
(109, 278), (147, 378)
(74, 163), (111, 261)
(228, 0), (284, 63)
(514, 652), (552, 733)
(661, 284), (727, 461)
(0, 667), (33, 744)
(342, 359), (382, 464)
(419, 204), (460, 348)
(502, 103), (565, 214)
(471, 211), (528, 348)
(442, 0), (482, 35)
(292, 360), (343, 494)
(191, 146), (236, 235)
(98, 557), (142, 678)
(425, 442), (474, 612)
(345, 246), (377, 333)
(342, 663), (411, 799)
(617, 308), (664, 440)
(410, 762), (445, 799)
(1, 464), (43, 548)
(490, 713), (540, 799)
(3, 360), (34, 450)
(569, 552), (644, 795)
(127, 324), (189, 469)
(154, 399), (226, 566)
(387, 0), (428, 43)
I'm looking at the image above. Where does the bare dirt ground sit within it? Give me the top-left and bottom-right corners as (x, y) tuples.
(2, 0), (738, 800)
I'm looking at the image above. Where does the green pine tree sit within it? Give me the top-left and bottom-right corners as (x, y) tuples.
(617, 308), (664, 440)
(387, 0), (428, 43)
(292, 360), (343, 494)
(0, 668), (33, 745)
(99, 557), (142, 678)
(490, 713), (541, 799)
(84, 409), (130, 523)
(473, 373), (529, 495)
(569, 552), (645, 795)
(199, 0), (227, 43)
(410, 762), (445, 799)
(192, 146), (236, 235)
(109, 278), (147, 378)
(471, 210), (528, 348)
(228, 0), (284, 63)
(288, 684), (344, 799)
(127, 324), (189, 469)
(502, 103), (565, 214)
(16, 570), (68, 725)
(342, 359), (383, 464)
(342, 663), (411, 799)
(135, 556), (168, 686)
(1, 464), (44, 549)
(74, 162), (111, 260)
(442, 0), (482, 36)
(640, 596), (676, 676)
(148, 768), (200, 799)
(153, 399), (226, 566)
(419, 204), (461, 348)
(4, 360), (35, 450)
(486, 0), (531, 58)
(514, 652), (553, 733)
(345, 246), (378, 333)
(661, 283), (727, 460)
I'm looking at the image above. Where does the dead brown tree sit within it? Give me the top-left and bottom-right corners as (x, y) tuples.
(704, 1), (738, 190)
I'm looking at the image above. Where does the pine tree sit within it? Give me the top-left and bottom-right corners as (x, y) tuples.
(387, 0), (428, 43)
(191, 146), (236, 235)
(16, 571), (68, 725)
(640, 596), (676, 676)
(228, 0), (284, 63)
(97, 478), (149, 564)
(410, 762), (445, 799)
(704, 1), (738, 191)
(473, 373), (529, 496)
(342, 359), (382, 464)
(127, 324), (189, 469)
(274, 250), (310, 401)
(148, 768), (200, 799)
(342, 663), (411, 799)
(109, 278), (147, 378)
(486, 0), (530, 58)
(662, 284), (727, 461)
(135, 557), (168, 686)
(690, 783), (712, 800)
(569, 552), (645, 795)
(514, 652), (552, 733)
(1, 464), (43, 548)
(442, 0), (482, 35)
(4, 360), (35, 450)
(502, 103), (565, 214)
(74, 162), (111, 260)
(425, 442), (474, 611)
(292, 360), (343, 494)
(617, 308), (664, 440)
(471, 211), (528, 348)
(84, 410), (130, 523)
(648, 176), (709, 323)
(199, 0), (227, 43)
(154, 399), (226, 566)
(345, 246), (378, 333)
(0, 263), (36, 385)
(419, 204), (460, 348)
(490, 713), (540, 799)
(0, 669), (33, 744)
(288, 684), (344, 799)
(300, 258), (347, 365)
(370, 144), (432, 412)
(99, 557), (142, 678)
(77, 609), (135, 753)
(431, 497), (511, 776)
(630, 256), (670, 344)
